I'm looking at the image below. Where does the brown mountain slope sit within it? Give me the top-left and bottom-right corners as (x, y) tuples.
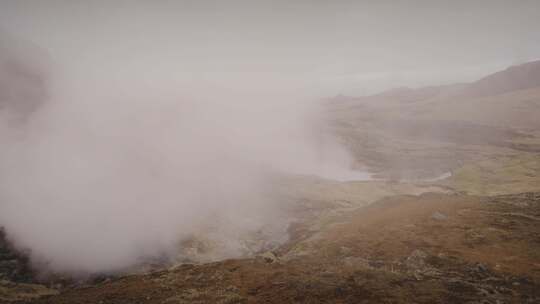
(463, 60), (540, 98)
(24, 192), (540, 304)
(334, 59), (540, 107)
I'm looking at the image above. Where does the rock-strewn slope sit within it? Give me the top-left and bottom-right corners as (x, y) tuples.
(1, 229), (58, 302)
(7, 61), (540, 303)
(26, 192), (540, 304)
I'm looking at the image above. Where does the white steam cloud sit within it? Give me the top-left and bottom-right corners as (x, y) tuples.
(0, 37), (357, 274)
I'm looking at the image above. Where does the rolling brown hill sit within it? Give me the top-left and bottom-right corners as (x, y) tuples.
(334, 59), (540, 105)
(463, 60), (540, 98)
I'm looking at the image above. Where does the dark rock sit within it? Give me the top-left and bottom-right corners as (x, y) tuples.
(0, 228), (35, 283)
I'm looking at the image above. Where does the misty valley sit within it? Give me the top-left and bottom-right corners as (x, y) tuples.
(1, 2), (540, 303)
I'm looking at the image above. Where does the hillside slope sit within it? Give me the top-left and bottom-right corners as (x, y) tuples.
(329, 60), (540, 180)
(4, 61), (540, 303)
(463, 60), (540, 98)
(25, 192), (540, 304)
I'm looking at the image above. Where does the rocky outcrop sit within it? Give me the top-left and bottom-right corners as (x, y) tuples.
(0, 228), (58, 302)
(0, 228), (34, 283)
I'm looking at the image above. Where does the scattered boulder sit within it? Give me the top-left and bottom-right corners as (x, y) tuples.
(0, 228), (35, 283)
(405, 249), (428, 270)
(342, 256), (372, 269)
(431, 211), (448, 221)
(258, 251), (278, 264)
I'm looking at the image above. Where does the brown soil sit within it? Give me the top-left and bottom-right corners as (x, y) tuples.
(23, 192), (540, 304)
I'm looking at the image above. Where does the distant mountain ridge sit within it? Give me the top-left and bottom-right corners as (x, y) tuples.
(334, 60), (540, 103)
(463, 60), (540, 97)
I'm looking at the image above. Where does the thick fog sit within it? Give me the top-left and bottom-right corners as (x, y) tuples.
(1, 1), (539, 96)
(1, 0), (539, 275)
(0, 35), (357, 274)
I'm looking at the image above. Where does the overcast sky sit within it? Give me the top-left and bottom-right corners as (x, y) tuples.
(1, 0), (539, 96)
